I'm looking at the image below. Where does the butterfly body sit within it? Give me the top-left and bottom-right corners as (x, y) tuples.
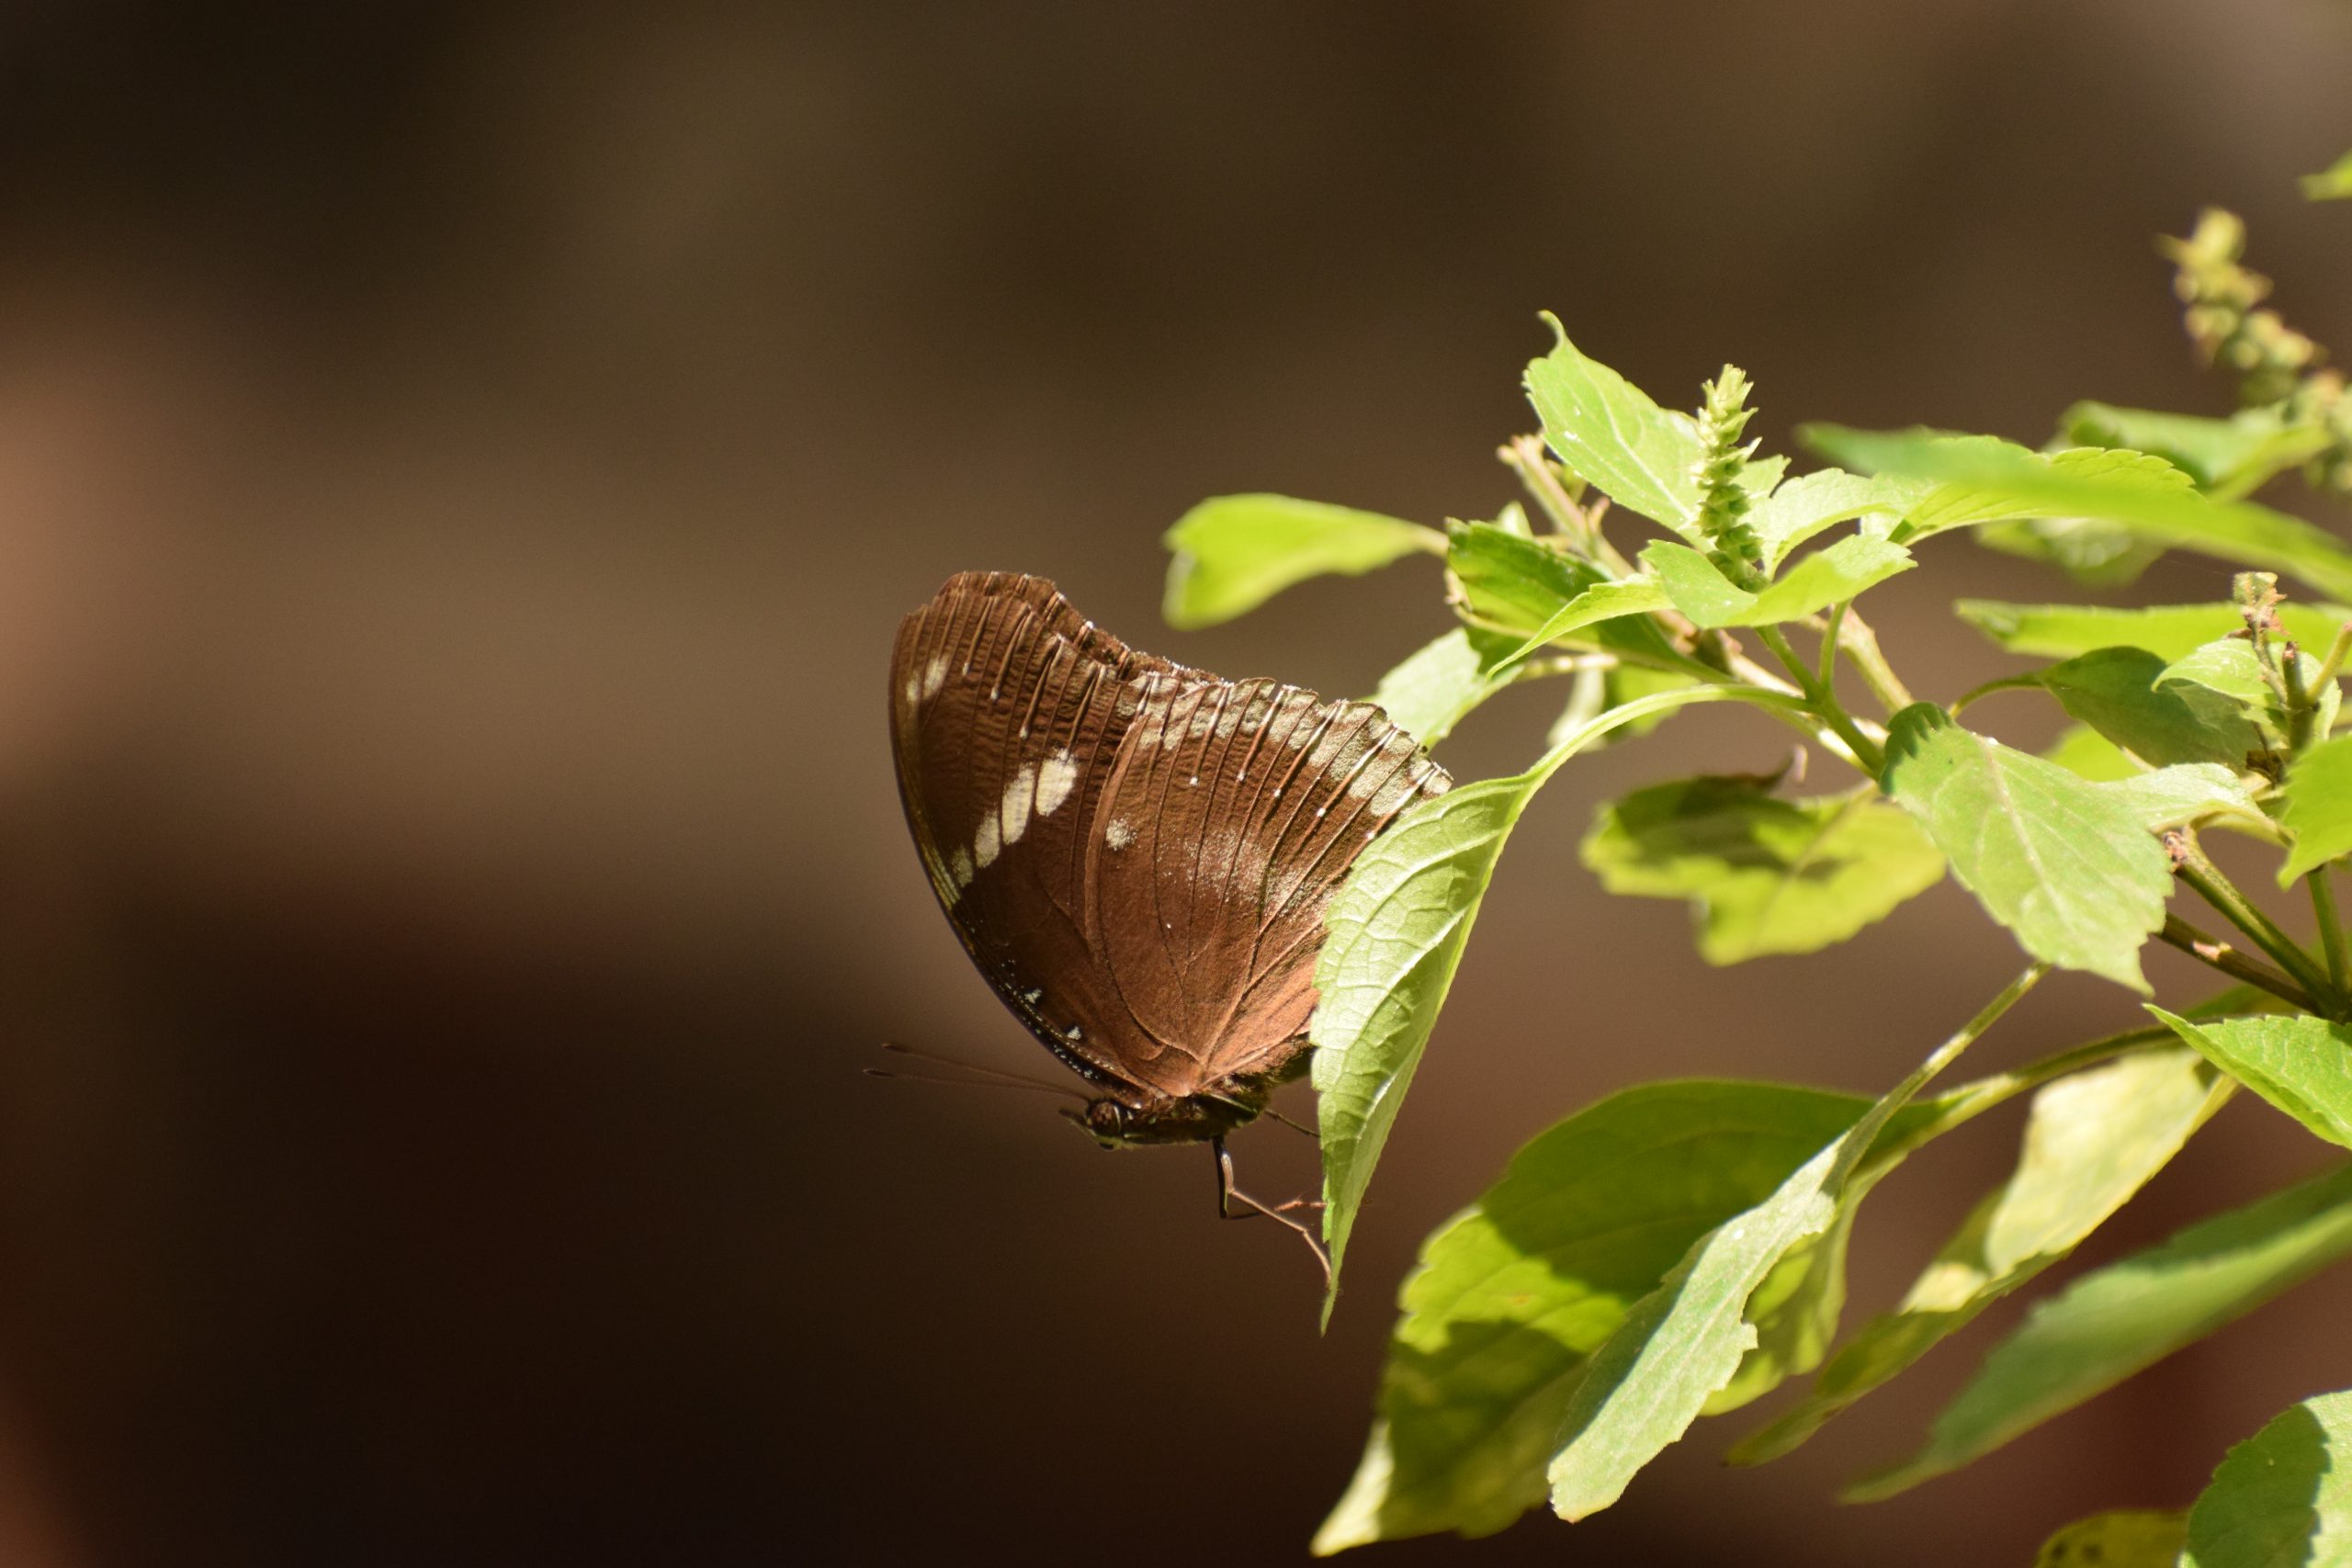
(888, 571), (1449, 1148)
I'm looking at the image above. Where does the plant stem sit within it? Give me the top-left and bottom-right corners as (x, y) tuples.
(2312, 868), (2350, 994)
(1757, 624), (1885, 774)
(2312, 621), (2352, 690)
(1838, 609), (1916, 713)
(2157, 913), (2317, 1011)
(1498, 435), (1593, 550)
(1816, 602), (1850, 692)
(1869, 1025), (2173, 1166)
(2166, 832), (2340, 1008)
(1865, 981), (2268, 1168)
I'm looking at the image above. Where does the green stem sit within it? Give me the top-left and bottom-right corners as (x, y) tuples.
(1869, 1026), (2172, 1167)
(1865, 981), (2267, 1168)
(2312, 868), (2350, 994)
(1816, 602), (1850, 693)
(1757, 624), (1885, 774)
(2285, 645), (2316, 753)
(2312, 622), (2352, 691)
(1498, 435), (1594, 550)
(1838, 609), (1916, 714)
(2157, 914), (2317, 1012)
(2168, 833), (2340, 1010)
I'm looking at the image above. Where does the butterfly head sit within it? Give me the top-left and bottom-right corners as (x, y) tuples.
(1061, 1090), (1264, 1149)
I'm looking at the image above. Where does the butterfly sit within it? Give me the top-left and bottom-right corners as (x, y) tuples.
(888, 571), (1450, 1266)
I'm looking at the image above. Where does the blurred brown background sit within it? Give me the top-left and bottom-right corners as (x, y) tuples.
(0, 2), (2348, 1563)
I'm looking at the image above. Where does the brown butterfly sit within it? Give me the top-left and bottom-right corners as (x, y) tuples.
(887, 571), (1450, 1266)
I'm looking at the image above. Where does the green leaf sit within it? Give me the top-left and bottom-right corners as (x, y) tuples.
(1749, 468), (1927, 570)
(1543, 986), (2010, 1520)
(1890, 440), (2197, 540)
(1880, 705), (2174, 991)
(1369, 581), (1674, 750)
(1849, 1161), (2352, 1500)
(1448, 522), (1609, 633)
(2034, 1511), (2189, 1567)
(1367, 629), (1512, 749)
(2061, 401), (2332, 501)
(2304, 149), (2352, 200)
(1730, 1048), (2226, 1465)
(1312, 683), (1802, 1306)
(1958, 600), (2352, 662)
(2098, 763), (2263, 833)
(1523, 321), (1703, 533)
(1976, 514), (2165, 589)
(1580, 779), (1943, 964)
(2157, 637), (2338, 750)
(2281, 732), (2352, 882)
(1162, 494), (1442, 628)
(1806, 425), (2352, 602)
(2029, 648), (2266, 769)
(2181, 1391), (2352, 1567)
(1643, 535), (1915, 629)
(1313, 1080), (1873, 1553)
(2152, 1011), (2352, 1151)
(2045, 724), (2141, 782)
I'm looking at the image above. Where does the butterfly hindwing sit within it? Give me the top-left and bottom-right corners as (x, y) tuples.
(1085, 680), (1448, 1095)
(891, 570), (1450, 1122)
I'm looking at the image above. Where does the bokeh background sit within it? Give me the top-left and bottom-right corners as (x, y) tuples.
(0, 2), (2348, 1563)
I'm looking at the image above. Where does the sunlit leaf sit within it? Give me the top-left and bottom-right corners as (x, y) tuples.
(2180, 1391), (2352, 1567)
(2098, 763), (2262, 833)
(1542, 986), (2011, 1521)
(1162, 494), (1442, 628)
(2158, 636), (2337, 750)
(2044, 725), (2140, 782)
(1580, 779), (1943, 964)
(1313, 1081), (1871, 1552)
(2303, 149), (2352, 200)
(1881, 705), (2173, 991)
(1806, 425), (2352, 601)
(2152, 1011), (2352, 1151)
(1748, 468), (1927, 569)
(1313, 684), (1802, 1308)
(1888, 440), (2195, 540)
(1644, 536), (1915, 629)
(2061, 401), (2330, 500)
(1731, 1049), (2226, 1464)
(1445, 523), (1690, 670)
(1523, 321), (1703, 533)
(1849, 1162), (2352, 1499)
(1368, 629), (1514, 749)
(2280, 732), (2352, 883)
(2034, 1510), (2188, 1567)
(1957, 599), (2352, 662)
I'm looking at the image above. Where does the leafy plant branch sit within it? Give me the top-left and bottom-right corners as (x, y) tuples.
(1156, 152), (2352, 1560)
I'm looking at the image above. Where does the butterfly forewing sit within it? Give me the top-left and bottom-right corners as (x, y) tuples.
(891, 573), (1207, 1089)
(890, 570), (1450, 1129)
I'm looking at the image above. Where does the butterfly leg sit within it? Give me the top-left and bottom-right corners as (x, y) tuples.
(1211, 1135), (1331, 1287)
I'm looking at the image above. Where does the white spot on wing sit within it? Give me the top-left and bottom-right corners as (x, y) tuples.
(948, 847), (975, 892)
(1105, 818), (1136, 852)
(975, 813), (1001, 868)
(1036, 750), (1078, 817)
(1001, 763), (1035, 847)
(922, 654), (948, 701)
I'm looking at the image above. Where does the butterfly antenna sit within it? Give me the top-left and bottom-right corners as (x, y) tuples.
(1262, 1106), (1318, 1140)
(866, 1042), (1088, 1102)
